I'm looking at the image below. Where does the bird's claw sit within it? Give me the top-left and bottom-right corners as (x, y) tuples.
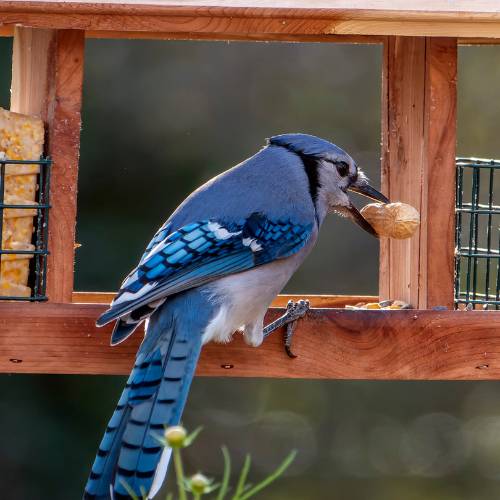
(284, 322), (298, 358)
(285, 299), (310, 321)
(283, 299), (309, 358)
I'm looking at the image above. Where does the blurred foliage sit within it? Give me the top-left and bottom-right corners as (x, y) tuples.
(140, 425), (296, 500)
(0, 38), (500, 500)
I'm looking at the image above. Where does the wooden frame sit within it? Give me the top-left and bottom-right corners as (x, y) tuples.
(1, 1), (500, 38)
(1, 1), (499, 379)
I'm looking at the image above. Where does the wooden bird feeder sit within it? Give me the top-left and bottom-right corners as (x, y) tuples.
(1, 0), (499, 380)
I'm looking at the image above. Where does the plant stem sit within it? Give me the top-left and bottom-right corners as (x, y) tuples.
(173, 447), (187, 500)
(232, 454), (251, 500)
(118, 479), (140, 500)
(238, 450), (297, 500)
(216, 446), (231, 500)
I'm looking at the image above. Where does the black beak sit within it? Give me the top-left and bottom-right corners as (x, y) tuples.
(348, 183), (389, 204)
(337, 204), (380, 237)
(343, 181), (389, 238)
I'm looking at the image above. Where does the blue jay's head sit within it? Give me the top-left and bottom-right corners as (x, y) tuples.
(269, 133), (389, 236)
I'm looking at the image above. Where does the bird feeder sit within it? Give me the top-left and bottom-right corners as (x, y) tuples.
(1, 1), (499, 380)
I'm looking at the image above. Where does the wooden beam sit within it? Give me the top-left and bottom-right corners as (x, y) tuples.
(459, 37), (500, 45)
(71, 292), (378, 307)
(0, 25), (13, 36)
(380, 37), (456, 309)
(380, 37), (425, 309)
(423, 38), (457, 308)
(43, 30), (84, 302)
(1, 1), (500, 38)
(0, 302), (499, 379)
(3, 25), (500, 45)
(11, 28), (85, 302)
(10, 28), (54, 118)
(84, 30), (382, 44)
(2, 0), (500, 17)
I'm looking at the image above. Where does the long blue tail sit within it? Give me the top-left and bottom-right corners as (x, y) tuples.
(84, 293), (208, 499)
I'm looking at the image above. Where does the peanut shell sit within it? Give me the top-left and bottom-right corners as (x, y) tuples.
(360, 202), (420, 239)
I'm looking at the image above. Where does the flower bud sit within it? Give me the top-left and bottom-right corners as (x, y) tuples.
(190, 473), (210, 494)
(164, 425), (187, 447)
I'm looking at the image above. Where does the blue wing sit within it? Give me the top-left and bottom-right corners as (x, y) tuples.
(98, 212), (313, 329)
(139, 220), (172, 264)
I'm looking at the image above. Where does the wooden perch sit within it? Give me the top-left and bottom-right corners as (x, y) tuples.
(1, 300), (500, 380)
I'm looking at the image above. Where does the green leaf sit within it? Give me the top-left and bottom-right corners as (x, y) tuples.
(216, 446), (231, 500)
(150, 430), (167, 447)
(205, 483), (221, 494)
(183, 426), (203, 447)
(118, 479), (140, 500)
(231, 454), (251, 500)
(237, 450), (297, 500)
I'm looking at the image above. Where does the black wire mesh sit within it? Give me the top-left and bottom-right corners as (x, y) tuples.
(0, 157), (51, 301)
(455, 157), (500, 310)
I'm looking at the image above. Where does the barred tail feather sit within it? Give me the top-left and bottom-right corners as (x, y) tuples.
(110, 319), (141, 346)
(113, 334), (202, 498)
(84, 296), (205, 500)
(84, 388), (133, 499)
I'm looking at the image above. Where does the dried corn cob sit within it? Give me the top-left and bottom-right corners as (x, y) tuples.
(0, 107), (44, 297)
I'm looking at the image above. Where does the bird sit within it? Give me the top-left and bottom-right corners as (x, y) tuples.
(83, 133), (388, 499)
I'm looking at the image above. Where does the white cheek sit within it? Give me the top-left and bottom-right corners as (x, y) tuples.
(336, 192), (351, 207)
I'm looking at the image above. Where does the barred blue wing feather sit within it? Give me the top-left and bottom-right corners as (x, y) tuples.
(139, 222), (172, 265)
(97, 213), (312, 328)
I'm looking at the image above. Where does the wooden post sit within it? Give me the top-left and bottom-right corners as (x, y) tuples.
(380, 36), (457, 309)
(10, 27), (84, 302)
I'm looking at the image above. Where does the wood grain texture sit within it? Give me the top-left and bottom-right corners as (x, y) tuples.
(4, 28), (500, 45)
(10, 29), (84, 302)
(71, 292), (378, 307)
(10, 27), (53, 120)
(0, 25), (14, 36)
(423, 38), (457, 309)
(380, 37), (425, 308)
(85, 30), (383, 44)
(2, 1), (500, 16)
(44, 31), (84, 302)
(1, 2), (500, 38)
(1, 302), (499, 379)
(380, 37), (456, 309)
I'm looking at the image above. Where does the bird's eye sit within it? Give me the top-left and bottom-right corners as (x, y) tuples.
(336, 161), (349, 177)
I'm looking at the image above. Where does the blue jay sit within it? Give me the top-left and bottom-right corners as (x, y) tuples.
(84, 133), (388, 499)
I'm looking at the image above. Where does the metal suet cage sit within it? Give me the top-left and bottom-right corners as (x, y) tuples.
(0, 157), (51, 301)
(455, 158), (500, 310)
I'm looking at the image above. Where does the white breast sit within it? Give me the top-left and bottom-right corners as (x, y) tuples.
(200, 258), (298, 345)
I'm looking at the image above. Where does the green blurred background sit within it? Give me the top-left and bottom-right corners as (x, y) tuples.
(1, 38), (500, 499)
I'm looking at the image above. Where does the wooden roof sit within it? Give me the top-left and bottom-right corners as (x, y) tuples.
(1, 0), (500, 38)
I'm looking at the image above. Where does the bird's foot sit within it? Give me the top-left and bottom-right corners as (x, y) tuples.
(282, 300), (309, 358)
(284, 299), (310, 323)
(263, 299), (309, 357)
